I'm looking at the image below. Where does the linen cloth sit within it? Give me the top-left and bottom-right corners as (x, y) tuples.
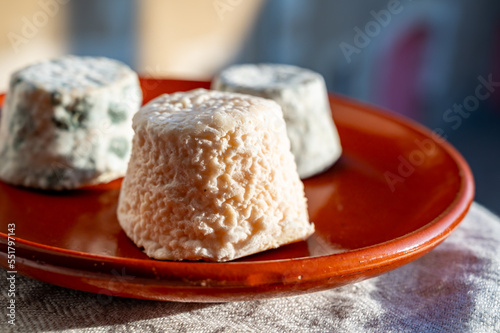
(1, 202), (499, 333)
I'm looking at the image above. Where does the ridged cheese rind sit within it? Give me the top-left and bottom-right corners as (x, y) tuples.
(0, 56), (142, 190)
(212, 63), (342, 179)
(117, 89), (314, 262)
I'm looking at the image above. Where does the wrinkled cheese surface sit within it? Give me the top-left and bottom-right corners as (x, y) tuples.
(117, 89), (314, 261)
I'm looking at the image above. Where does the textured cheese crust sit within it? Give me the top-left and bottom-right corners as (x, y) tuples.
(212, 63), (342, 179)
(117, 89), (314, 261)
(0, 56), (142, 190)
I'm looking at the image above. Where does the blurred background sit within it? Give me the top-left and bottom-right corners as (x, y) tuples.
(1, 0), (499, 213)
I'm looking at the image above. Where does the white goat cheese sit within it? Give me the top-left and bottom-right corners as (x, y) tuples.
(212, 64), (342, 178)
(117, 89), (314, 262)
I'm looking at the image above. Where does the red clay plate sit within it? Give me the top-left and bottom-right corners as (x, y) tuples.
(0, 78), (474, 302)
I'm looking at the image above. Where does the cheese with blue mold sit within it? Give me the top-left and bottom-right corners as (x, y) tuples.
(0, 56), (142, 190)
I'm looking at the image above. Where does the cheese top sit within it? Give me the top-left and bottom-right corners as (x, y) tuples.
(135, 88), (284, 137)
(12, 56), (134, 93)
(215, 63), (321, 90)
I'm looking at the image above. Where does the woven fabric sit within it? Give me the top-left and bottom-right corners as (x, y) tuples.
(1, 202), (499, 333)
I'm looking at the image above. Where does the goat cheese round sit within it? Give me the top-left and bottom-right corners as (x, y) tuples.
(212, 64), (342, 179)
(0, 56), (142, 190)
(117, 89), (314, 262)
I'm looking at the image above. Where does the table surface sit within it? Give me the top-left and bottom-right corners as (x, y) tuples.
(0, 202), (499, 333)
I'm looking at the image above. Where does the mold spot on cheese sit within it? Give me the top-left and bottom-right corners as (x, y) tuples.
(51, 92), (63, 105)
(108, 104), (129, 124)
(51, 114), (70, 130)
(108, 137), (129, 158)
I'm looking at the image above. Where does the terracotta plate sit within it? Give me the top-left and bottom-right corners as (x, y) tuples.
(0, 78), (474, 302)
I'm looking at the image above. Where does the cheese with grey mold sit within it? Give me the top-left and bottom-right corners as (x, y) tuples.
(212, 63), (342, 178)
(0, 56), (142, 190)
(117, 89), (314, 262)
